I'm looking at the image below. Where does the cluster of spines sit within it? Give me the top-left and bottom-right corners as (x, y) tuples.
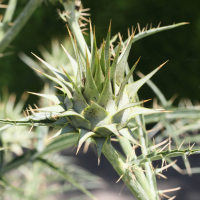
(118, 136), (197, 199)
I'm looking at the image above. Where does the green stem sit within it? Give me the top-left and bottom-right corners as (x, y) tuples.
(118, 137), (154, 199)
(69, 20), (90, 58)
(61, 1), (90, 59)
(102, 142), (150, 200)
(135, 114), (159, 200)
(118, 137), (136, 160)
(125, 64), (157, 199)
(0, 0), (41, 53)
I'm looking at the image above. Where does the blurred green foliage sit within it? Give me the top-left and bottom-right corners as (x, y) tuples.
(0, 0), (200, 106)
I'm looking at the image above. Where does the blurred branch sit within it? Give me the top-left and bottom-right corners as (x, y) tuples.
(3, 0), (17, 25)
(0, 0), (42, 53)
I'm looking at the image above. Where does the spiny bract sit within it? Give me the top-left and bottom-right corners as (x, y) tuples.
(1, 23), (166, 164)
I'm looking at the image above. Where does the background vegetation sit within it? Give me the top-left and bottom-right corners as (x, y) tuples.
(0, 0), (200, 105)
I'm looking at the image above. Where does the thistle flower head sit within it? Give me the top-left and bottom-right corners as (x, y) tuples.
(13, 21), (166, 165)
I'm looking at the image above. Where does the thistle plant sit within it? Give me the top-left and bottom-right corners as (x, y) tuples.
(1, 1), (200, 200)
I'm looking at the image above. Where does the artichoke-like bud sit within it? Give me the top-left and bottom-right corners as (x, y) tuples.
(0, 23), (167, 164)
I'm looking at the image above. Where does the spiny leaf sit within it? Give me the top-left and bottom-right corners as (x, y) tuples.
(118, 23), (188, 50)
(83, 51), (99, 103)
(93, 137), (108, 165)
(51, 117), (68, 126)
(90, 20), (94, 56)
(63, 70), (88, 113)
(72, 90), (89, 114)
(61, 44), (78, 79)
(77, 129), (97, 154)
(143, 108), (200, 125)
(110, 34), (118, 44)
(112, 100), (150, 124)
(56, 110), (91, 130)
(104, 21), (111, 74)
(73, 40), (85, 86)
(119, 128), (139, 145)
(34, 104), (65, 113)
(31, 112), (59, 121)
(28, 92), (64, 105)
(128, 148), (200, 166)
(116, 34), (134, 86)
(48, 122), (77, 140)
(94, 52), (105, 93)
(137, 71), (168, 106)
(132, 22), (188, 43)
(110, 41), (121, 95)
(66, 24), (76, 50)
(31, 53), (69, 82)
(83, 101), (110, 130)
(116, 106), (163, 129)
(56, 110), (83, 118)
(90, 29), (98, 75)
(64, 93), (73, 110)
(128, 106), (163, 121)
(116, 57), (140, 106)
(66, 25), (86, 84)
(126, 61), (168, 102)
(65, 9), (91, 58)
(100, 41), (106, 76)
(31, 67), (72, 97)
(97, 68), (115, 113)
(125, 62), (134, 84)
(94, 124), (120, 137)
